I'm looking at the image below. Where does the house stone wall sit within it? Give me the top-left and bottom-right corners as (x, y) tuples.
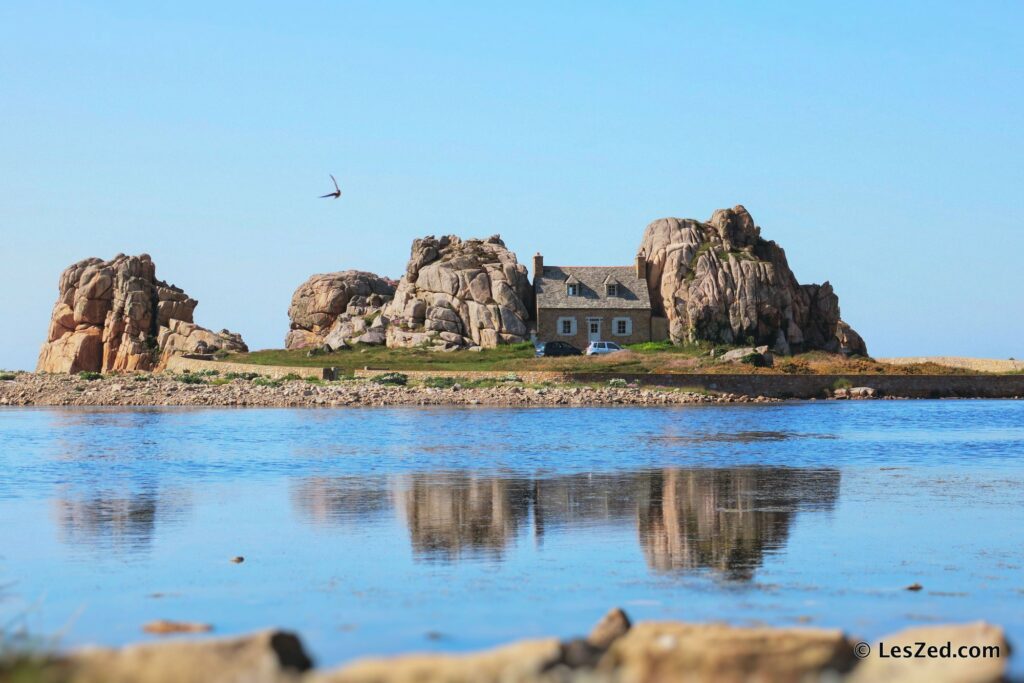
(536, 307), (651, 349)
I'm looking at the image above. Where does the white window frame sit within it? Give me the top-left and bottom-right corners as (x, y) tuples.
(557, 316), (577, 336)
(612, 317), (632, 336)
(566, 284), (579, 297)
(606, 283), (618, 297)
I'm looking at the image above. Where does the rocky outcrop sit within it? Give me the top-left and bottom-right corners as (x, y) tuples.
(639, 206), (867, 355)
(384, 235), (533, 349)
(37, 254), (246, 374)
(285, 271), (397, 350)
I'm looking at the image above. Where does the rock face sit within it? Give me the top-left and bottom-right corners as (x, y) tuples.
(384, 235), (533, 349)
(285, 271), (396, 350)
(639, 206), (867, 355)
(37, 254), (247, 374)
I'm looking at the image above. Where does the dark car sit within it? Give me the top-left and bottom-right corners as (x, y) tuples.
(535, 341), (582, 357)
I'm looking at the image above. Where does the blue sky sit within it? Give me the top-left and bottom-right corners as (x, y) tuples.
(2, 1), (1021, 369)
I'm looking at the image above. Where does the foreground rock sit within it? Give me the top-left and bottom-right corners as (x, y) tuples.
(36, 254), (246, 374)
(44, 630), (311, 683)
(639, 206), (867, 356)
(27, 613), (1008, 683)
(384, 235), (534, 349)
(285, 271), (397, 350)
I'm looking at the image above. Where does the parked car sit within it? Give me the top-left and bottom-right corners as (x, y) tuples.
(535, 341), (582, 357)
(585, 341), (624, 356)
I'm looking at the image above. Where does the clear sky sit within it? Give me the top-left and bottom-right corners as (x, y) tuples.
(2, 1), (1021, 370)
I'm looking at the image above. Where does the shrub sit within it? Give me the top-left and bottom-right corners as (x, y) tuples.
(832, 378), (853, 391)
(177, 373), (207, 385)
(371, 372), (408, 386)
(608, 378), (628, 388)
(304, 376), (325, 385)
(77, 371), (103, 381)
(252, 377), (282, 388)
(281, 373), (303, 381)
(627, 340), (675, 353)
(224, 372), (260, 381)
(0, 372), (16, 381)
(193, 368), (220, 377)
(131, 373), (151, 382)
(423, 376), (459, 389)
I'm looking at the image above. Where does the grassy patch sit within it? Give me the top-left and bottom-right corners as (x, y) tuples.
(252, 377), (282, 388)
(0, 373), (17, 381)
(371, 372), (408, 386)
(224, 371), (261, 381)
(77, 371), (103, 381)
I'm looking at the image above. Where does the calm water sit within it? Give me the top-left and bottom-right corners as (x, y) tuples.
(1, 402), (1022, 668)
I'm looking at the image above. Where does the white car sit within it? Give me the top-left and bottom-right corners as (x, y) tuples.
(585, 341), (624, 356)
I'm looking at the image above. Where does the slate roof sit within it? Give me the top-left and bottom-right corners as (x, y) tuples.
(535, 266), (651, 310)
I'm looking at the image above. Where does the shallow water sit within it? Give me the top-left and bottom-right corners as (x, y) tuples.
(0, 402), (1022, 668)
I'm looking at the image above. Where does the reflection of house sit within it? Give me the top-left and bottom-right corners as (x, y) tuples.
(400, 474), (531, 561)
(291, 476), (392, 527)
(532, 251), (664, 348)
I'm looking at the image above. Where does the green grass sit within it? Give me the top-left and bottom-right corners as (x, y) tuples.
(0, 372), (17, 381)
(77, 371), (103, 381)
(219, 343), (538, 373)
(218, 340), (710, 375)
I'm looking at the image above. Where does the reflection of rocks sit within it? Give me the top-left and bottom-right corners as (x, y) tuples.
(400, 474), (532, 561)
(291, 477), (392, 526)
(53, 489), (187, 552)
(637, 468), (839, 580)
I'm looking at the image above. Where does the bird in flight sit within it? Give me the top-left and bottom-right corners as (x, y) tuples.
(319, 174), (342, 199)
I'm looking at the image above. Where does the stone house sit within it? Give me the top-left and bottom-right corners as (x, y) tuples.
(533, 251), (662, 348)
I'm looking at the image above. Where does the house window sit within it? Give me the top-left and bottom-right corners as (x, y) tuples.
(567, 284), (579, 297)
(557, 317), (576, 336)
(606, 284), (618, 297)
(612, 317), (632, 336)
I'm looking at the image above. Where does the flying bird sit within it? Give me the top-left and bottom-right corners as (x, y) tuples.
(319, 174), (342, 199)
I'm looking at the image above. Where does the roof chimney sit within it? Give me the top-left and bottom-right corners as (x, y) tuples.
(533, 252), (544, 283)
(636, 249), (647, 280)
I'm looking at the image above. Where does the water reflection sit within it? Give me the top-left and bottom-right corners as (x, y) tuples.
(291, 476), (392, 527)
(400, 474), (532, 562)
(636, 468), (839, 580)
(53, 487), (190, 553)
(292, 467), (839, 579)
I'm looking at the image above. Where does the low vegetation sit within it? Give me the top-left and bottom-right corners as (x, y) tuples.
(214, 343), (987, 376)
(0, 372), (17, 381)
(371, 372), (409, 386)
(77, 371), (103, 381)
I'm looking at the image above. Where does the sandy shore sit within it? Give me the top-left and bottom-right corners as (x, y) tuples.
(0, 372), (786, 408)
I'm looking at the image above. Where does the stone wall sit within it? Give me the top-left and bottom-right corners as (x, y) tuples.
(353, 368), (1024, 399)
(163, 355), (331, 380)
(536, 307), (652, 349)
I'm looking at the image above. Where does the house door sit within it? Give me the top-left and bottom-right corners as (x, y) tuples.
(587, 318), (602, 342)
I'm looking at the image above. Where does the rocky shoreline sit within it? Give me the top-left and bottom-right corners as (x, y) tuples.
(0, 372), (786, 408)
(6, 609), (1010, 683)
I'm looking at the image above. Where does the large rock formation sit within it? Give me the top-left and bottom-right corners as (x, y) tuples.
(285, 271), (396, 350)
(37, 254), (246, 374)
(384, 235), (533, 349)
(639, 206), (867, 355)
